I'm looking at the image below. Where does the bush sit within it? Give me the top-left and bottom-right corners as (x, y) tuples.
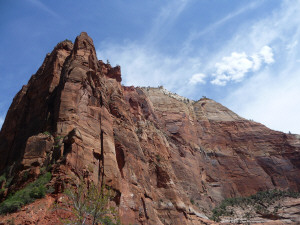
(4, 177), (13, 188)
(29, 185), (46, 199)
(57, 177), (120, 225)
(0, 174), (6, 184)
(43, 131), (51, 136)
(0, 172), (52, 214)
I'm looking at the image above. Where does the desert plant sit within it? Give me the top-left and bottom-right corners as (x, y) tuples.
(190, 198), (195, 205)
(0, 174), (6, 188)
(0, 174), (6, 183)
(0, 172), (52, 214)
(43, 131), (51, 136)
(57, 177), (120, 225)
(4, 177), (13, 188)
(22, 171), (29, 181)
(155, 154), (161, 162)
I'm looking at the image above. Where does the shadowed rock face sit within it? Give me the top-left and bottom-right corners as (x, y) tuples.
(1, 32), (300, 224)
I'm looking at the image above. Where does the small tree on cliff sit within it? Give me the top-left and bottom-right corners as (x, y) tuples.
(58, 177), (120, 225)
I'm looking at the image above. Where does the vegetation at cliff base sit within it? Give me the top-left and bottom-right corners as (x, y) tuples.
(57, 177), (120, 225)
(0, 174), (6, 184)
(0, 172), (52, 214)
(210, 189), (300, 222)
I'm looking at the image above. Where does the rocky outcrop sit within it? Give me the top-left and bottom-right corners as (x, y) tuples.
(218, 197), (300, 224)
(1, 32), (300, 224)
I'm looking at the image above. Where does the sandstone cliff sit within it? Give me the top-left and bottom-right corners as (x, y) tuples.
(1, 32), (300, 224)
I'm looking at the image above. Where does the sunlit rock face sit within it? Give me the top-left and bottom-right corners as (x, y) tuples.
(1, 32), (300, 224)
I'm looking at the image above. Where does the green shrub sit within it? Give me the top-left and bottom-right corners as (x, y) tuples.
(156, 154), (161, 162)
(0, 172), (52, 214)
(190, 198), (195, 205)
(55, 136), (63, 141)
(102, 216), (119, 225)
(0, 174), (6, 184)
(4, 177), (13, 188)
(0, 175), (6, 191)
(57, 177), (120, 225)
(43, 131), (51, 136)
(29, 185), (46, 199)
(0, 200), (23, 213)
(22, 171), (29, 181)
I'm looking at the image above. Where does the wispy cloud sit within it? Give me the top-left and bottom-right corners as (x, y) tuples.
(98, 0), (197, 92)
(286, 40), (298, 51)
(145, 0), (192, 44)
(26, 0), (61, 19)
(97, 42), (202, 91)
(183, 1), (262, 52)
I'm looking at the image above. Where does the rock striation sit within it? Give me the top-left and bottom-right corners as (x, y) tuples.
(1, 32), (300, 224)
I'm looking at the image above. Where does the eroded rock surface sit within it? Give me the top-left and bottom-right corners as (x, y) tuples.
(1, 32), (300, 224)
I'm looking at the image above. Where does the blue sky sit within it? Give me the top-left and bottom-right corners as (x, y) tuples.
(1, 0), (300, 134)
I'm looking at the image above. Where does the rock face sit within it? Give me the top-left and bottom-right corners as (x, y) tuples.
(1, 32), (300, 224)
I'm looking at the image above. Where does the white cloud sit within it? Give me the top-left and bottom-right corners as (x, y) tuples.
(259, 46), (274, 64)
(251, 54), (262, 71)
(189, 73), (206, 85)
(211, 52), (253, 85)
(211, 46), (274, 86)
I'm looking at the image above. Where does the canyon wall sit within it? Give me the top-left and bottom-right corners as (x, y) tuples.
(1, 32), (300, 224)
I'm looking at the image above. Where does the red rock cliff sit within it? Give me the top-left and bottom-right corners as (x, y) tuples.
(1, 32), (300, 224)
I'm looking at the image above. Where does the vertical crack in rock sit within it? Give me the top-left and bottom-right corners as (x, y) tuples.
(75, 143), (79, 174)
(100, 93), (103, 107)
(115, 143), (125, 178)
(141, 197), (149, 220)
(100, 130), (104, 187)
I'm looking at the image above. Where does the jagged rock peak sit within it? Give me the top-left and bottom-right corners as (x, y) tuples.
(54, 39), (73, 51)
(73, 32), (97, 55)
